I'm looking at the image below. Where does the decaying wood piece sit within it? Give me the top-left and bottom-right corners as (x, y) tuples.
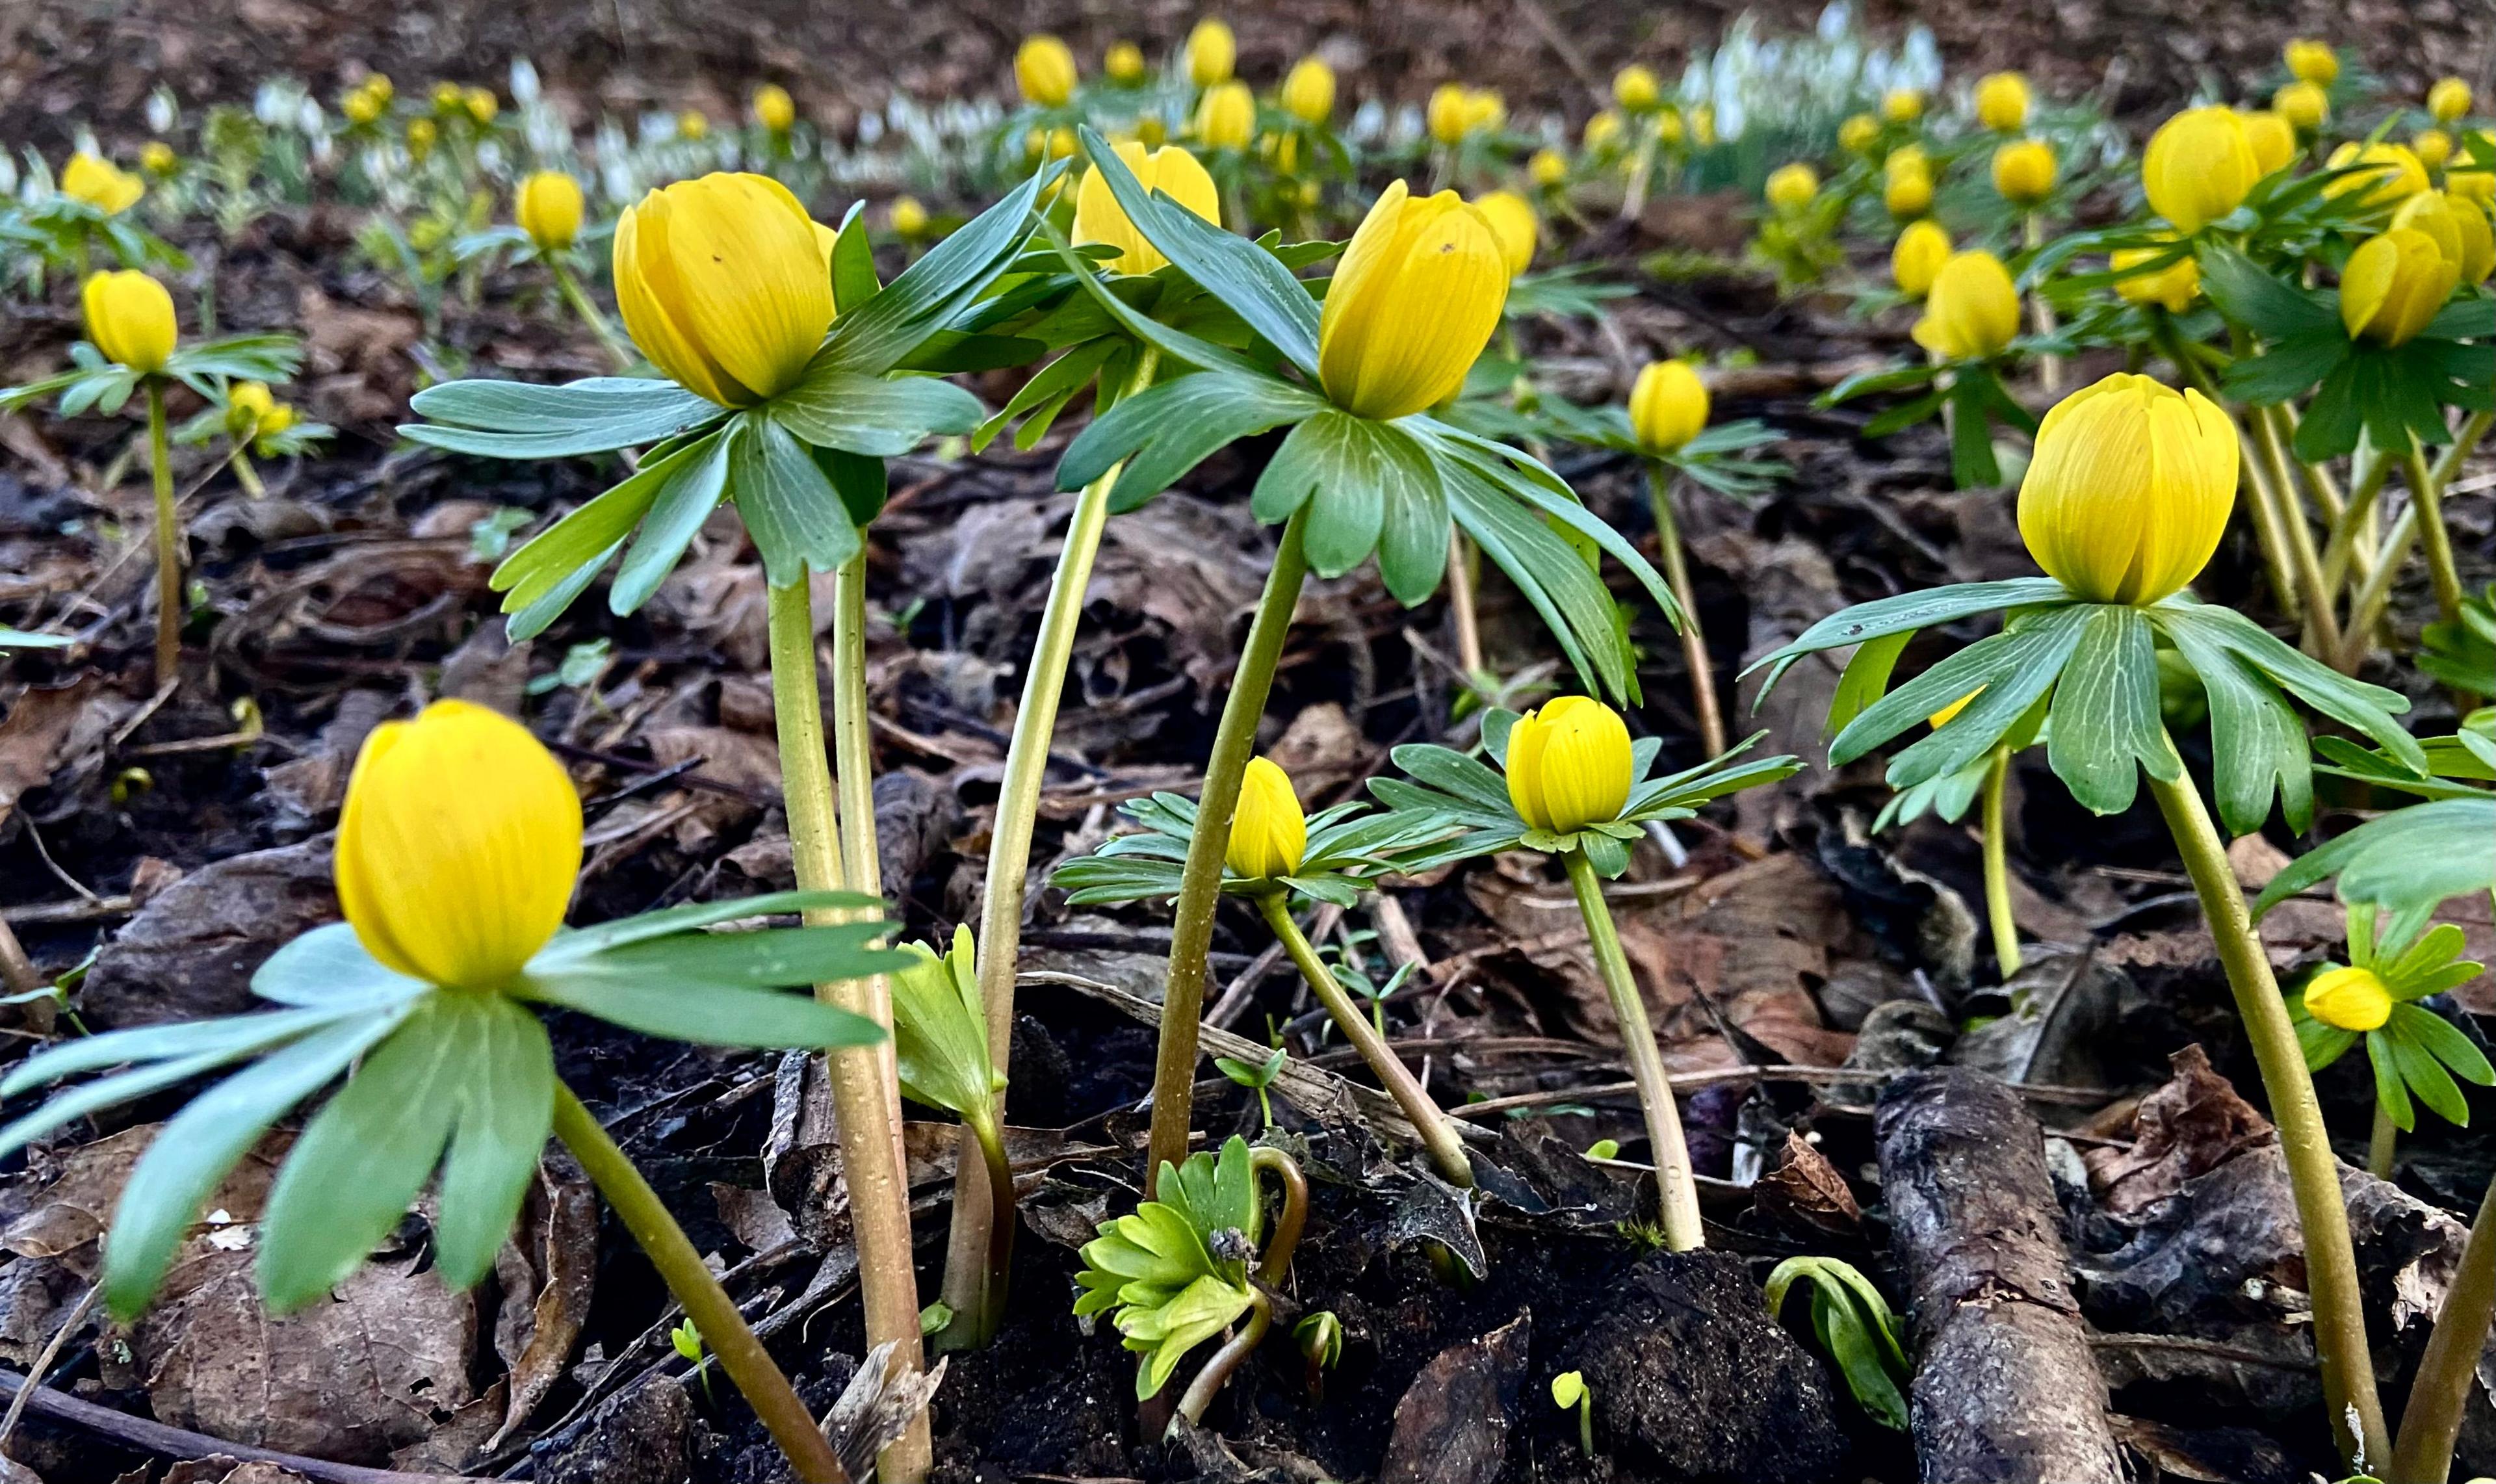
(1877, 1067), (2123, 1484)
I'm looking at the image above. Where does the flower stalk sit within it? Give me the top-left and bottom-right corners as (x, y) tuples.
(2389, 1174), (2496, 1484)
(1980, 744), (2021, 979)
(1563, 848), (1702, 1250)
(145, 381), (179, 688)
(547, 257), (632, 371)
(2401, 437), (2465, 628)
(1645, 463), (1724, 757)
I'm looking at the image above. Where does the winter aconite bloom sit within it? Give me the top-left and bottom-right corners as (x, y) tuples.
(81, 270), (176, 374)
(2016, 373), (2237, 606)
(1074, 142), (1220, 274)
(2302, 965), (2393, 1032)
(1528, 148), (1568, 187)
(2284, 38), (2338, 85)
(1427, 83), (1472, 146)
(1282, 58), (1336, 125)
(1196, 81), (1253, 150)
(1015, 35), (1078, 107)
(1911, 250), (2020, 361)
(2339, 229), (2458, 346)
(1975, 72), (2031, 132)
(614, 173), (835, 408)
(2112, 240), (2201, 311)
(1104, 42), (1146, 85)
(1613, 64), (1660, 112)
(2142, 106), (2260, 232)
(1884, 149), (1934, 219)
(2274, 81), (2328, 135)
(2428, 77), (2472, 124)
(140, 141), (176, 176)
(515, 170), (584, 250)
(1765, 163), (1819, 213)
(1472, 190), (1538, 278)
(2413, 130), (2452, 172)
(1881, 87), (1924, 123)
(1839, 113), (1881, 154)
(2391, 191), (2473, 274)
(1991, 138), (2057, 206)
(890, 196), (929, 237)
(335, 700), (584, 991)
(1315, 182), (1509, 419)
(465, 86), (499, 125)
(62, 153), (144, 215)
(2325, 142), (2430, 209)
(753, 84), (796, 133)
(1227, 758), (1307, 881)
(1185, 18), (1236, 87)
(1628, 359), (1709, 454)
(2241, 110), (2297, 174)
(1506, 697), (1633, 835)
(1891, 218), (1952, 298)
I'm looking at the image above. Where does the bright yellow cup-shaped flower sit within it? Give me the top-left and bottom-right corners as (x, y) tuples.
(1891, 218), (1951, 298)
(2142, 106), (2260, 232)
(1227, 757), (1307, 881)
(1583, 111), (1623, 152)
(614, 172), (834, 408)
(1884, 163), (1933, 220)
(2285, 38), (2338, 85)
(2438, 196), (2493, 283)
(1195, 81), (1253, 150)
(465, 86), (499, 124)
(2241, 110), (2296, 175)
(1613, 64), (1660, 113)
(753, 84), (796, 133)
(1911, 250), (2020, 361)
(62, 153), (143, 215)
(337, 700), (582, 990)
(1992, 138), (2057, 206)
(1656, 107), (1687, 148)
(229, 380), (275, 430)
(2428, 77), (2472, 124)
(890, 195), (929, 237)
(1105, 42), (1146, 85)
(140, 142), (177, 176)
(82, 270), (176, 374)
(1316, 181), (1509, 420)
(364, 72), (395, 105)
(1186, 18), (1236, 88)
(406, 117), (437, 159)
(2112, 240), (2201, 312)
(1472, 190), (1538, 278)
(1975, 72), (2030, 133)
(1838, 113), (1880, 154)
(1427, 83), (1472, 146)
(2017, 372), (2236, 605)
(2302, 965), (2392, 1032)
(1881, 87), (1923, 124)
(1465, 89), (1505, 134)
(2326, 142), (2430, 209)
(1282, 58), (1336, 125)
(2413, 129), (2452, 172)
(430, 80), (462, 112)
(2392, 191), (2470, 272)
(677, 110), (708, 140)
(1528, 148), (1568, 187)
(1015, 34), (1078, 107)
(1765, 162), (1819, 213)
(1629, 359), (1708, 454)
(515, 170), (584, 251)
(2274, 81), (2328, 134)
(1074, 142), (1219, 275)
(2339, 228), (2459, 346)
(1506, 697), (1633, 835)
(343, 86), (385, 125)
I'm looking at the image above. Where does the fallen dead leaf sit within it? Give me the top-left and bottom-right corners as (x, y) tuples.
(2083, 1045), (2274, 1216)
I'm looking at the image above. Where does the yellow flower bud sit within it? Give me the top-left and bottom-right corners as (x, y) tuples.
(1195, 81), (1254, 150)
(614, 172), (835, 407)
(890, 195), (929, 237)
(1472, 189), (1538, 278)
(1689, 103), (1716, 146)
(1528, 148), (1568, 187)
(1074, 142), (1219, 274)
(140, 141), (177, 176)
(229, 380), (274, 421)
(1765, 162), (1819, 213)
(2339, 228), (2459, 346)
(2302, 965), (2392, 1032)
(2450, 197), (2494, 283)
(1015, 34), (1078, 107)
(1186, 18), (1236, 88)
(343, 85), (384, 125)
(1991, 138), (2057, 206)
(62, 153), (143, 215)
(432, 80), (464, 113)
(1282, 58), (1336, 125)
(2392, 190), (2469, 271)
(1890, 218), (1952, 298)
(1975, 72), (2031, 133)
(2111, 239), (2201, 312)
(1136, 113), (1168, 148)
(1317, 181), (1508, 420)
(1105, 42), (1147, 85)
(1582, 111), (1623, 152)
(255, 402), (296, 441)
(2142, 106), (2261, 232)
(1428, 83), (1472, 146)
(406, 117), (436, 158)
(2284, 39), (2338, 86)
(515, 170), (584, 251)
(1884, 159), (1934, 220)
(1047, 126), (1079, 159)
(677, 109), (710, 141)
(1226, 757), (1306, 881)
(365, 73), (395, 105)
(2428, 77), (2471, 124)
(2413, 128), (2452, 172)
(81, 270), (176, 374)
(1628, 359), (1708, 454)
(1505, 697), (1633, 835)
(2453, 135), (2495, 204)
(1466, 88), (1506, 135)
(2017, 372), (2236, 605)
(1838, 112), (1880, 154)
(1911, 250), (2020, 361)
(1881, 87), (1924, 124)
(753, 84), (796, 133)
(336, 699), (583, 990)
(2241, 109), (2296, 175)
(1654, 107), (1686, 147)
(1613, 64), (1659, 113)
(465, 86), (499, 124)
(2325, 141), (2430, 209)
(2274, 81), (2328, 134)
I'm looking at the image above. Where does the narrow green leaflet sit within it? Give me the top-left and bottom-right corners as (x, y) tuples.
(2252, 797), (2496, 938)
(818, 165), (1059, 378)
(1057, 370), (1323, 510)
(2044, 605), (2176, 815)
(609, 432), (734, 616)
(731, 411), (863, 584)
(402, 378), (722, 459)
(1745, 579), (2074, 696)
(770, 370), (985, 458)
(1835, 606), (2092, 781)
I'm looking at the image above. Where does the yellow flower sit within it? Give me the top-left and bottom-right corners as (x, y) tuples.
(1015, 34), (1078, 107)
(254, 403), (296, 441)
(1911, 250), (2020, 361)
(1628, 359), (1708, 454)
(1992, 138), (2057, 207)
(465, 86), (499, 124)
(343, 85), (385, 125)
(2392, 190), (2470, 271)
(1613, 64), (1660, 113)
(1654, 107), (1686, 148)
(1047, 127), (1079, 160)
(1838, 112), (1880, 154)
(1225, 757), (1307, 881)
(1428, 83), (1473, 146)
(1195, 81), (1253, 150)
(1506, 697), (1633, 835)
(1583, 111), (1623, 152)
(81, 270), (176, 374)
(2428, 77), (2472, 124)
(1473, 190), (1538, 278)
(515, 170), (584, 251)
(890, 195), (929, 237)
(753, 84), (796, 133)
(1975, 72), (2031, 133)
(1688, 103), (1715, 146)
(2302, 965), (2392, 1032)
(1282, 58), (1336, 125)
(62, 153), (143, 215)
(2453, 135), (2495, 204)
(1928, 690), (1982, 729)
(406, 117), (436, 159)
(2274, 81), (2328, 134)
(2142, 106), (2260, 231)
(1528, 148), (1568, 187)
(614, 172), (835, 407)
(1884, 158), (1933, 220)
(229, 380), (275, 428)
(2339, 228), (2459, 346)
(2325, 141), (2430, 209)
(2241, 110), (2296, 175)
(2016, 372), (2236, 605)
(2112, 239), (2201, 312)
(2413, 129), (2452, 172)
(2284, 38), (2338, 85)
(364, 73), (395, 105)
(140, 141), (177, 176)
(1074, 142), (1219, 274)
(1765, 162), (1819, 213)
(1465, 88), (1506, 135)
(1105, 42), (1146, 86)
(1890, 218), (1951, 298)
(1881, 87), (1924, 124)
(1186, 18), (1236, 87)
(431, 80), (464, 112)
(1317, 182), (1509, 420)
(2450, 198), (2494, 283)
(335, 700), (582, 991)
(677, 109), (710, 141)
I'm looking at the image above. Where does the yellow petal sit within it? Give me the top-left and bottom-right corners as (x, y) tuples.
(1506, 697), (1632, 834)
(1227, 757), (1307, 881)
(1316, 184), (1509, 419)
(661, 174), (835, 402)
(614, 190), (741, 405)
(2302, 965), (2392, 1032)
(2016, 374), (2237, 604)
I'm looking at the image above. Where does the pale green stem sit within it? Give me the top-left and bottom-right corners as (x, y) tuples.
(1256, 892), (1474, 1186)
(2367, 1096), (2397, 1180)
(552, 1082), (848, 1484)
(2339, 502), (2422, 673)
(2320, 448), (2393, 601)
(1145, 505), (1312, 1190)
(1620, 124), (1658, 220)
(2389, 1174), (2496, 1484)
(1445, 529), (1487, 681)
(2146, 759), (2388, 1467)
(1646, 462), (1724, 758)
(549, 256), (632, 371)
(143, 382), (181, 690)
(1981, 744), (2021, 979)
(2403, 437), (2465, 629)
(2248, 404), (2343, 660)
(2025, 213), (2061, 394)
(1563, 849), (1702, 1250)
(2162, 326), (2294, 614)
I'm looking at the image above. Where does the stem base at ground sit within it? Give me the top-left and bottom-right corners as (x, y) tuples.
(1564, 849), (1702, 1249)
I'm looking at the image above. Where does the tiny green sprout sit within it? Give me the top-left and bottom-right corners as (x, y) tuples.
(670, 1318), (714, 1404)
(1764, 1256), (1910, 1430)
(527, 637), (612, 696)
(1585, 1138), (1620, 1161)
(468, 505), (534, 561)
(888, 924), (1014, 1351)
(1294, 1310), (1343, 1398)
(918, 1301), (955, 1336)
(1552, 1370), (1592, 1453)
(1214, 1044), (1288, 1128)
